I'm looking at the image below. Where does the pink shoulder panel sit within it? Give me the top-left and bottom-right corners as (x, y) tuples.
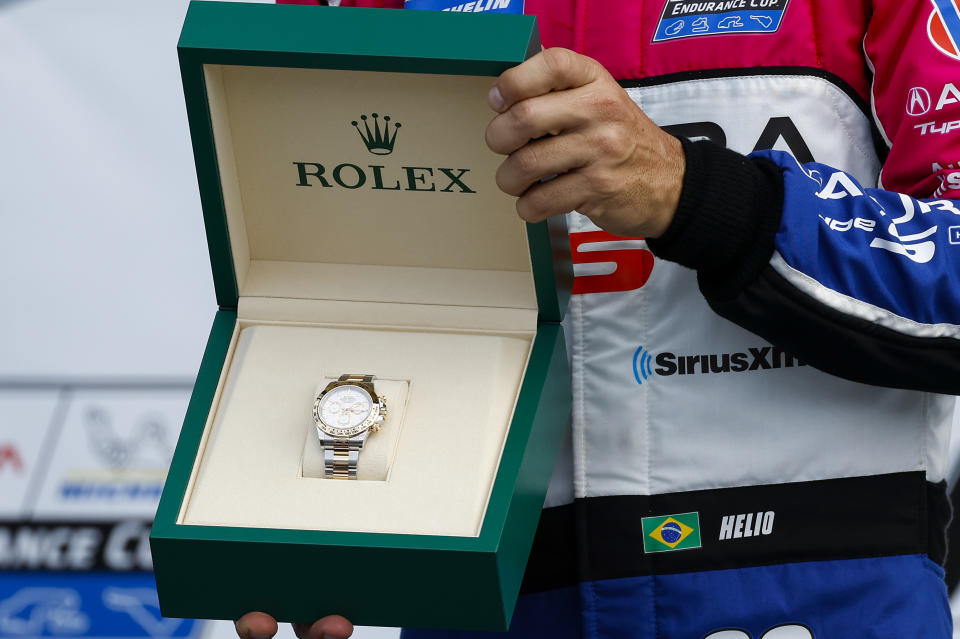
(525, 0), (871, 99)
(866, 0), (960, 197)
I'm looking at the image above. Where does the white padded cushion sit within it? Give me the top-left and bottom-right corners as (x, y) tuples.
(179, 322), (532, 537)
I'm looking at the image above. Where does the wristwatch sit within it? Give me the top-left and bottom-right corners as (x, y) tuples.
(313, 374), (387, 479)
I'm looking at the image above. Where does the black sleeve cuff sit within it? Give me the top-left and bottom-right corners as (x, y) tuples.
(647, 138), (785, 301)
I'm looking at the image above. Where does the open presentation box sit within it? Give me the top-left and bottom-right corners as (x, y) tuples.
(150, 1), (572, 632)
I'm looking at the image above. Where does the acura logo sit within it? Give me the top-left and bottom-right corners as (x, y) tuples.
(906, 87), (932, 116)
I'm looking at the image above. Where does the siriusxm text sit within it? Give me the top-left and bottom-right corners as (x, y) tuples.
(655, 347), (805, 376)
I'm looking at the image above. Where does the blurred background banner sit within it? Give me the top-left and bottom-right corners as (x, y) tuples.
(0, 1), (958, 639)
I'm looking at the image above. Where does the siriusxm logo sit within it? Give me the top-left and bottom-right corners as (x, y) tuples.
(633, 346), (655, 384)
(632, 345), (806, 384)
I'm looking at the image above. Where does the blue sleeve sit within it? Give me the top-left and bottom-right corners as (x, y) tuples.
(768, 150), (960, 333)
(647, 140), (960, 395)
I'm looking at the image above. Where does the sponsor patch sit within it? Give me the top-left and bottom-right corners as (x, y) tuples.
(641, 512), (702, 553)
(929, 0), (960, 61)
(403, 0), (523, 14)
(906, 87), (932, 117)
(653, 0), (790, 43)
(631, 344), (807, 385)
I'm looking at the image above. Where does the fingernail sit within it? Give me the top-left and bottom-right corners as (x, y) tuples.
(488, 86), (504, 111)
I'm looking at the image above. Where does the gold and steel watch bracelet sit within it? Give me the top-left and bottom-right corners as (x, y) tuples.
(320, 374), (377, 480)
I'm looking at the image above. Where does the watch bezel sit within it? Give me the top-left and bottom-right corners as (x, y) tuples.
(313, 381), (386, 438)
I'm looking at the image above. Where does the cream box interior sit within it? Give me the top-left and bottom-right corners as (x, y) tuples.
(176, 64), (539, 538)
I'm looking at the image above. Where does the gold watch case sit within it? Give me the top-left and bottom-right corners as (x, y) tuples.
(313, 379), (387, 438)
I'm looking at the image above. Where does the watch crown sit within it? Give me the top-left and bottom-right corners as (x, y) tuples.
(370, 423), (382, 433)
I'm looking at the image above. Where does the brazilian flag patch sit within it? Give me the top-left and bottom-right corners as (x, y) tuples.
(641, 512), (702, 553)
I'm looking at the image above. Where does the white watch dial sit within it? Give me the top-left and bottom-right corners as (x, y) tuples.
(319, 385), (373, 430)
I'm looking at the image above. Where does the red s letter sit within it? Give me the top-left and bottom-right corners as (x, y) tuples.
(570, 231), (655, 295)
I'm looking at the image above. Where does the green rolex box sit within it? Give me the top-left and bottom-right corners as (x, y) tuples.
(150, 1), (571, 632)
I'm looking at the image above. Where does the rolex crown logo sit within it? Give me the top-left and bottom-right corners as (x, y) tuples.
(352, 113), (401, 155)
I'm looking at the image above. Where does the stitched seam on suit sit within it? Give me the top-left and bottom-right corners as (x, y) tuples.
(807, 0), (825, 67)
(575, 0), (588, 53)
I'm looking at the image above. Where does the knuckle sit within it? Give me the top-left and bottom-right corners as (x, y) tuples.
(510, 99), (537, 130)
(512, 145), (541, 177)
(591, 127), (622, 155)
(542, 47), (574, 79)
(587, 170), (620, 198)
(591, 93), (624, 119)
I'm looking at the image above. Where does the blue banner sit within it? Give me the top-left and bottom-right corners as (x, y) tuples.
(404, 0), (524, 14)
(0, 574), (202, 639)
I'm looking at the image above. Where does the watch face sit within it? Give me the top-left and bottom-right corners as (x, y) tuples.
(315, 385), (376, 437)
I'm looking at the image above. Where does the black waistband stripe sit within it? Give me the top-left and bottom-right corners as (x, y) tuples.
(522, 472), (947, 593)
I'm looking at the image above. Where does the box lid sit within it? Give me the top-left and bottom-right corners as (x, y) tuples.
(178, 1), (571, 323)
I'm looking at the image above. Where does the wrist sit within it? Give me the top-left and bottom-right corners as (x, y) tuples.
(643, 133), (685, 239)
(647, 139), (784, 299)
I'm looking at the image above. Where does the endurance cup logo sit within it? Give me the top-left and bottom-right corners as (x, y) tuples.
(293, 113), (476, 194)
(653, 0), (790, 42)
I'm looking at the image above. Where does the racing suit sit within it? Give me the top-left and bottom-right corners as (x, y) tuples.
(280, 0), (960, 636)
